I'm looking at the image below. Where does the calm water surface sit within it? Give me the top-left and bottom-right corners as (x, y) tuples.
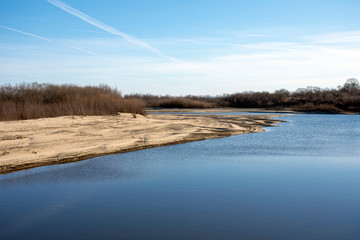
(1, 114), (359, 240)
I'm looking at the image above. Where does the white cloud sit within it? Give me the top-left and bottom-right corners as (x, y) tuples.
(1, 29), (359, 94)
(306, 31), (360, 44)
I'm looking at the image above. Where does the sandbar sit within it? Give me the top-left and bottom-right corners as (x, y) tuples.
(0, 113), (283, 174)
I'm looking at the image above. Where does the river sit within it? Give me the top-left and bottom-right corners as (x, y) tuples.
(0, 114), (359, 240)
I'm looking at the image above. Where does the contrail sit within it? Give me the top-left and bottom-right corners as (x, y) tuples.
(0, 25), (96, 55)
(0, 25), (51, 41)
(46, 0), (181, 63)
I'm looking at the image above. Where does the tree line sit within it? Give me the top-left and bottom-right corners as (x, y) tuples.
(126, 78), (360, 113)
(1, 79), (358, 121)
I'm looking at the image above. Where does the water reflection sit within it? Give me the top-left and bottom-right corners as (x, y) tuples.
(1, 114), (359, 240)
(0, 154), (147, 185)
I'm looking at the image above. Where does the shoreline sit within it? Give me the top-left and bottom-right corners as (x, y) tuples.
(147, 107), (358, 114)
(0, 113), (284, 174)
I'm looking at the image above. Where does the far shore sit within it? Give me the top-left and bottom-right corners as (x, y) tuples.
(0, 112), (284, 174)
(147, 107), (358, 114)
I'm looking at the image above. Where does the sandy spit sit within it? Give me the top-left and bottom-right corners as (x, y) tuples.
(0, 113), (283, 174)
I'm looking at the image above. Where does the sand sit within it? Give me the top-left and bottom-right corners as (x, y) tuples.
(0, 113), (283, 174)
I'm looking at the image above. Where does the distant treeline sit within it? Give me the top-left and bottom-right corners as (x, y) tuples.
(0, 83), (146, 121)
(1, 79), (359, 121)
(126, 78), (360, 113)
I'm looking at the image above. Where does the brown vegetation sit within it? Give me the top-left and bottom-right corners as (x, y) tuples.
(0, 83), (146, 121)
(157, 97), (214, 108)
(125, 94), (217, 108)
(1, 79), (358, 121)
(127, 78), (360, 113)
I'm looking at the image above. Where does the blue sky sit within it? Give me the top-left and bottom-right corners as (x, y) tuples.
(1, 0), (359, 95)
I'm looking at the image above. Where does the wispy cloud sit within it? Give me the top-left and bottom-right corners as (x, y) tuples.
(0, 25), (96, 55)
(1, 28), (359, 94)
(306, 31), (360, 44)
(46, 0), (181, 63)
(0, 25), (50, 41)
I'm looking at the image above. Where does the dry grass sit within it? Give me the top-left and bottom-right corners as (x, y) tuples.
(0, 83), (146, 121)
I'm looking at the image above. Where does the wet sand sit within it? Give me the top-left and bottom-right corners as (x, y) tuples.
(0, 113), (283, 174)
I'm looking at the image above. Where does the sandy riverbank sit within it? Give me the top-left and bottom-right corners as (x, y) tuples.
(0, 113), (284, 174)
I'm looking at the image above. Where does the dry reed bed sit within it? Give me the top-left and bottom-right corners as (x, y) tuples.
(0, 83), (146, 121)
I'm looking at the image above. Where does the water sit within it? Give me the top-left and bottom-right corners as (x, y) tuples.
(1, 114), (359, 240)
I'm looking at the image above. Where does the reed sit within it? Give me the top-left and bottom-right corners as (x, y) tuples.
(0, 83), (146, 121)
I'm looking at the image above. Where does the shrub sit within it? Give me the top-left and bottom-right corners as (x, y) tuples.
(158, 98), (214, 108)
(0, 83), (146, 121)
